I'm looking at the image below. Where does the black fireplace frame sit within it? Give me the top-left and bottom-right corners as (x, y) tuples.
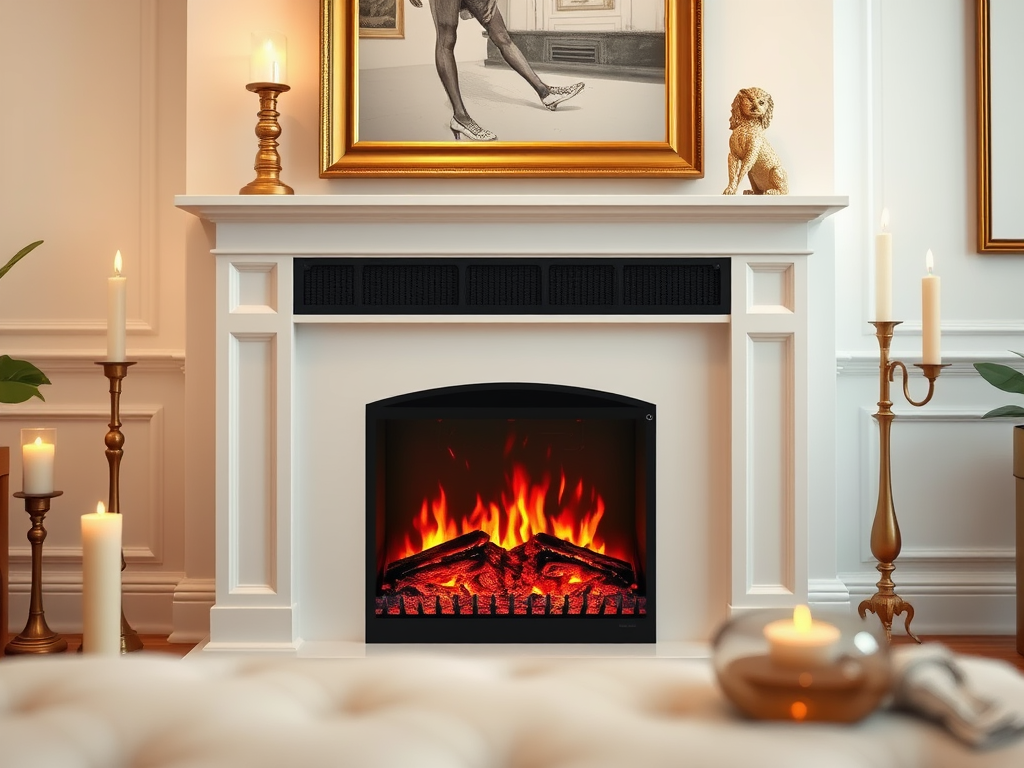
(366, 383), (656, 643)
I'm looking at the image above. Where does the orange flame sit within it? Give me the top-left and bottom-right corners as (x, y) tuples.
(397, 463), (614, 561)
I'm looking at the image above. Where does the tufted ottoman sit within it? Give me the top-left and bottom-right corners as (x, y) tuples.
(1, 652), (1023, 767)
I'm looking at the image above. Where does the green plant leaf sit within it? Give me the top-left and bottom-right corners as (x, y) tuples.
(981, 405), (1024, 419)
(0, 240), (43, 281)
(0, 355), (50, 403)
(974, 362), (1024, 395)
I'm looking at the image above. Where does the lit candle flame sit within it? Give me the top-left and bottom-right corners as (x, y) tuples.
(96, 501), (106, 515)
(880, 208), (890, 232)
(33, 436), (43, 446)
(793, 604), (812, 632)
(926, 249), (934, 275)
(114, 250), (123, 277)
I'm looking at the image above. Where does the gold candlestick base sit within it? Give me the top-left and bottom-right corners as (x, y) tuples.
(857, 322), (948, 643)
(239, 82), (294, 195)
(97, 361), (143, 653)
(5, 491), (67, 655)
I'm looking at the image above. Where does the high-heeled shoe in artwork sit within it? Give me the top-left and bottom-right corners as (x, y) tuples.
(449, 116), (497, 141)
(541, 82), (585, 111)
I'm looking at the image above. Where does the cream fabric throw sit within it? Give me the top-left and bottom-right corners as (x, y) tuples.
(891, 644), (1024, 748)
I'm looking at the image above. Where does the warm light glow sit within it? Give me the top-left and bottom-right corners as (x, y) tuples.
(880, 208), (889, 232)
(926, 248), (934, 274)
(113, 250), (122, 276)
(96, 501), (106, 515)
(793, 604), (812, 632)
(790, 701), (808, 720)
(398, 463), (617, 562)
(33, 436), (42, 447)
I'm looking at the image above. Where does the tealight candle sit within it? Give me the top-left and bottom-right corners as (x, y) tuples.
(763, 605), (841, 668)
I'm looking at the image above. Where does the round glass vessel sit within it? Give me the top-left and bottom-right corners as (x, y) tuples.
(712, 607), (892, 723)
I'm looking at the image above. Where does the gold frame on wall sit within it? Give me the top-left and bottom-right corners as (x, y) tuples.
(977, 0), (1024, 252)
(359, 0), (404, 39)
(320, 0), (703, 177)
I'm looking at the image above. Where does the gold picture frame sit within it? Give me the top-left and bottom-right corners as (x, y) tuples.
(977, 0), (1024, 252)
(320, 0), (703, 177)
(359, 0), (404, 39)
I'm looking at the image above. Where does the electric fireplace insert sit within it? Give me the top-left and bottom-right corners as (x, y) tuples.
(366, 383), (655, 643)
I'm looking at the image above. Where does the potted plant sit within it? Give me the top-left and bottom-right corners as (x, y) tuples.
(0, 241), (50, 403)
(974, 354), (1024, 656)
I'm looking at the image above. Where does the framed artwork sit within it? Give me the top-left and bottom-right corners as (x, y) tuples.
(977, 0), (1024, 252)
(359, 0), (404, 39)
(320, 0), (703, 177)
(556, 1), (616, 10)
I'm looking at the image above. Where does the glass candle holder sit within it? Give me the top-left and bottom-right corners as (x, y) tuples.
(712, 607), (892, 723)
(250, 31), (287, 84)
(21, 427), (56, 495)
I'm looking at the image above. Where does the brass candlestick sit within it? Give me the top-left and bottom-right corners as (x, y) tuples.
(5, 491), (67, 655)
(98, 361), (143, 653)
(857, 321), (948, 643)
(239, 82), (294, 195)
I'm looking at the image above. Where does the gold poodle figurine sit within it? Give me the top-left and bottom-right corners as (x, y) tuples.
(723, 87), (789, 195)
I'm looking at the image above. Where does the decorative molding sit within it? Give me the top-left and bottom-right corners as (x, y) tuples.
(8, 570), (185, 593)
(0, 351), (185, 376)
(837, 354), (1024, 377)
(840, 570), (1016, 594)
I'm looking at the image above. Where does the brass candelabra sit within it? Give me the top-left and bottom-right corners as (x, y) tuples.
(5, 491), (66, 655)
(239, 82), (293, 195)
(98, 361), (143, 653)
(857, 321), (948, 643)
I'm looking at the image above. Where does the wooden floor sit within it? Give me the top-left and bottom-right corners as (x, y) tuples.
(893, 635), (1024, 673)
(50, 634), (1024, 671)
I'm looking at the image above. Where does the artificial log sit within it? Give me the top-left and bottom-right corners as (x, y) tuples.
(379, 530), (642, 610)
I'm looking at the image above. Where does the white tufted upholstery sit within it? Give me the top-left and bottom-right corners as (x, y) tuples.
(1, 652), (1023, 767)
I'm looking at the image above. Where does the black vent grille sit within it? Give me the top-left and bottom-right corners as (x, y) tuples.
(549, 265), (615, 306)
(549, 41), (599, 65)
(362, 265), (458, 306)
(295, 258), (728, 315)
(467, 265), (542, 306)
(624, 264), (722, 306)
(304, 263), (355, 307)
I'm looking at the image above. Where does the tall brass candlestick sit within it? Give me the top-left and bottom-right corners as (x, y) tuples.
(5, 491), (67, 655)
(98, 362), (143, 653)
(857, 321), (948, 642)
(239, 82), (294, 195)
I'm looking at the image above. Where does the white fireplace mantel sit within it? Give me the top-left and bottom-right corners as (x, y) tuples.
(178, 194), (847, 655)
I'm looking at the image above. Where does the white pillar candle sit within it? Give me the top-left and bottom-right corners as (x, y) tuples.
(763, 605), (841, 668)
(921, 249), (941, 364)
(874, 209), (892, 321)
(250, 32), (287, 84)
(21, 429), (55, 494)
(107, 250), (126, 361)
(82, 501), (122, 655)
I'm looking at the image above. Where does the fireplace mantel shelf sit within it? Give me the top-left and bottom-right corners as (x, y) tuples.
(176, 194), (848, 226)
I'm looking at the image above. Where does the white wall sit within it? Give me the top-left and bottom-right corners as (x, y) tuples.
(2, 0), (191, 637)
